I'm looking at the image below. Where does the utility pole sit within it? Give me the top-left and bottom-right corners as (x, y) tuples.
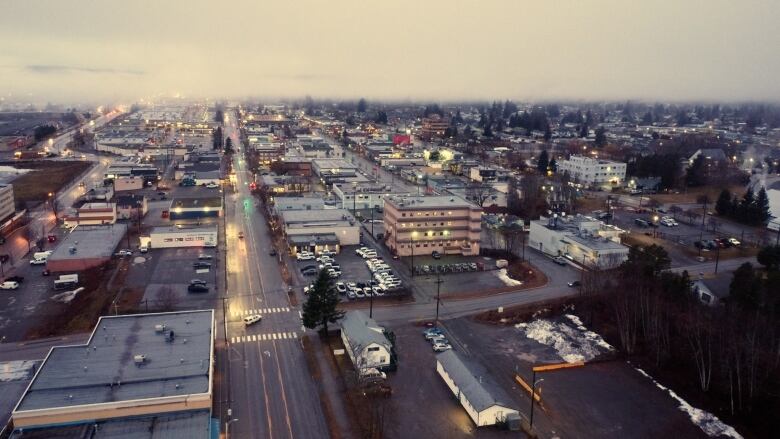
(434, 272), (443, 325)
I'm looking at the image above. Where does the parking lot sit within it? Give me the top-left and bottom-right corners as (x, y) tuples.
(383, 323), (515, 439)
(138, 246), (220, 309)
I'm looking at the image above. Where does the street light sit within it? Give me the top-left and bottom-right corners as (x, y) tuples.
(529, 377), (544, 429)
(226, 416), (239, 439)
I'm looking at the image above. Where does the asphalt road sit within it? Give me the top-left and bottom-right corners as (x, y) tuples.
(222, 114), (327, 439)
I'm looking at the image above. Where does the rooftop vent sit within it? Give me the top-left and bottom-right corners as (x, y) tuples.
(154, 324), (166, 333)
(134, 354), (146, 365)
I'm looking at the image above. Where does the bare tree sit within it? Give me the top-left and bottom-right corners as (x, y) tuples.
(465, 182), (495, 207)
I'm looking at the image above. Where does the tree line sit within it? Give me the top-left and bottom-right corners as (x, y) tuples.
(715, 187), (771, 226)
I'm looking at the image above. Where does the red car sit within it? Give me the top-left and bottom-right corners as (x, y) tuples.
(47, 235), (57, 243)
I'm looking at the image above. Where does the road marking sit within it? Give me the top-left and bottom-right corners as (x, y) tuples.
(272, 333), (278, 340)
(232, 307), (293, 317)
(293, 332), (298, 339)
(251, 335), (256, 342)
(231, 332), (300, 344)
(231, 337), (236, 343)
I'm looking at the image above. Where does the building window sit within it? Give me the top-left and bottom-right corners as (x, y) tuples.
(367, 347), (379, 352)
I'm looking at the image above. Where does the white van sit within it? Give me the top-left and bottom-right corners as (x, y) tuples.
(33, 251), (52, 261)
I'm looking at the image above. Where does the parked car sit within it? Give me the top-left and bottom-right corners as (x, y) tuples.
(116, 249), (133, 256)
(553, 256), (567, 265)
(206, 183), (220, 189)
(29, 258), (46, 265)
(5, 276), (23, 283)
(187, 283), (209, 293)
(431, 251), (441, 259)
(190, 279), (207, 286)
(193, 262), (212, 269)
(243, 315), (262, 325)
(0, 281), (19, 290)
(728, 238), (741, 246)
(269, 249), (277, 256)
(237, 232), (244, 239)
(198, 254), (213, 260)
(424, 328), (444, 339)
(568, 280), (581, 287)
(336, 282), (347, 294)
(296, 252), (315, 261)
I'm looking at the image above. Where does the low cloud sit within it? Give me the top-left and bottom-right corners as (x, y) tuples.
(25, 64), (145, 76)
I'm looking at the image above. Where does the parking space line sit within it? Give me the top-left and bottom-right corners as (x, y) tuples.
(231, 337), (236, 343)
(293, 332), (298, 339)
(251, 335), (256, 341)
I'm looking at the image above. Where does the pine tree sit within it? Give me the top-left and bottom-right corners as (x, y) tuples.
(537, 150), (549, 174)
(755, 188), (771, 224)
(543, 124), (552, 141)
(302, 270), (344, 336)
(715, 189), (733, 216)
(548, 158), (557, 173)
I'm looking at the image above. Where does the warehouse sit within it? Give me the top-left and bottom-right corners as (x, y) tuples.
(169, 197), (223, 219)
(143, 226), (217, 249)
(280, 208), (359, 248)
(45, 224), (127, 273)
(10, 310), (214, 437)
(436, 350), (519, 427)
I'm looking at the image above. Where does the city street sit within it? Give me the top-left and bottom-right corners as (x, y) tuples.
(220, 114), (328, 439)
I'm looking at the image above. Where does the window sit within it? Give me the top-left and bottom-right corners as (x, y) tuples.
(367, 347), (379, 352)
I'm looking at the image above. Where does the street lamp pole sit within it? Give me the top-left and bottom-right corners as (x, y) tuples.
(434, 272), (443, 325)
(529, 374), (544, 429)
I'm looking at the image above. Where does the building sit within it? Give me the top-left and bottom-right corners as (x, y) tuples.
(251, 142), (285, 164)
(420, 115), (450, 141)
(0, 184), (15, 223)
(436, 350), (519, 427)
(340, 311), (393, 372)
(113, 175), (145, 191)
(528, 214), (629, 268)
(299, 142), (333, 159)
(45, 224), (127, 272)
(142, 226), (217, 249)
(384, 195), (482, 257)
(10, 310), (214, 436)
(332, 182), (402, 211)
(63, 202), (117, 227)
(169, 197), (223, 220)
(312, 159), (359, 185)
(280, 209), (359, 251)
(115, 194), (148, 220)
(557, 155), (626, 186)
(273, 196), (325, 212)
(687, 148), (727, 166)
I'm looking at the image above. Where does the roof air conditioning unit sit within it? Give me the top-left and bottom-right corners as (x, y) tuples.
(154, 324), (166, 333)
(134, 354), (146, 365)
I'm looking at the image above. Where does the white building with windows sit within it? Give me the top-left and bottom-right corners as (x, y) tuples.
(340, 311), (393, 372)
(557, 155), (626, 186)
(529, 214), (629, 268)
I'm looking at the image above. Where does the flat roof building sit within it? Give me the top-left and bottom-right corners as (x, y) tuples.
(46, 224), (127, 272)
(384, 195), (482, 257)
(169, 197), (223, 220)
(11, 310), (214, 433)
(557, 155), (626, 187)
(280, 208), (359, 250)
(529, 214), (629, 268)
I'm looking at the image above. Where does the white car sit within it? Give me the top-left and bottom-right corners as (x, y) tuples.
(116, 249), (133, 256)
(336, 282), (347, 294)
(296, 252), (314, 261)
(0, 281), (19, 290)
(29, 259), (46, 265)
(243, 315), (262, 325)
(206, 183), (219, 189)
(432, 342), (452, 352)
(728, 238), (741, 246)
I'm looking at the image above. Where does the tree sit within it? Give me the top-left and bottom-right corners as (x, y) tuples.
(755, 188), (771, 225)
(428, 151), (441, 162)
(34, 125), (57, 142)
(543, 124), (552, 141)
(757, 245), (780, 271)
(594, 126), (607, 147)
(685, 155), (706, 187)
(729, 263), (763, 311)
(483, 124), (493, 137)
(466, 182), (495, 207)
(548, 158), (557, 174)
(302, 269), (344, 336)
(715, 189), (733, 216)
(579, 122), (589, 138)
(357, 98), (368, 113)
(697, 194), (711, 228)
(224, 137), (233, 154)
(622, 244), (671, 278)
(536, 150), (549, 174)
(212, 126), (223, 150)
(374, 111), (388, 124)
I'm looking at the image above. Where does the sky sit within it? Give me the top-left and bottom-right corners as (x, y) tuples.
(1, 0), (779, 104)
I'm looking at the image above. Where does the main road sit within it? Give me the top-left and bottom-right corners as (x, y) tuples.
(221, 112), (328, 439)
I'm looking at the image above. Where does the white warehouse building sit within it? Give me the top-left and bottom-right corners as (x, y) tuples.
(436, 350), (519, 427)
(529, 214), (629, 268)
(142, 226), (217, 249)
(557, 155), (626, 186)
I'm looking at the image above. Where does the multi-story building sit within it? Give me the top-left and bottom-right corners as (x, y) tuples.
(557, 155), (626, 186)
(528, 214), (629, 268)
(0, 184), (15, 223)
(420, 115), (450, 140)
(63, 202), (117, 227)
(384, 195), (482, 257)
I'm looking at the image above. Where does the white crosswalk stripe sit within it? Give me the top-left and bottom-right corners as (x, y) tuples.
(230, 307), (292, 318)
(229, 332), (298, 344)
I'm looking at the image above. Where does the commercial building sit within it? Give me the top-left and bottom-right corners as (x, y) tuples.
(332, 182), (401, 211)
(63, 202), (117, 228)
(113, 175), (145, 191)
(45, 224), (127, 272)
(0, 184), (15, 223)
(528, 214), (629, 268)
(340, 311), (394, 372)
(420, 115), (450, 141)
(168, 197), (223, 220)
(312, 159), (359, 185)
(115, 194), (148, 220)
(280, 208), (359, 251)
(142, 226), (217, 249)
(251, 142), (285, 164)
(436, 350), (519, 427)
(273, 196), (325, 212)
(10, 310), (214, 436)
(557, 155), (626, 186)
(384, 195), (482, 257)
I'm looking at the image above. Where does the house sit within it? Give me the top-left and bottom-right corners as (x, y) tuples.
(115, 194), (148, 220)
(340, 311), (393, 372)
(436, 350), (519, 427)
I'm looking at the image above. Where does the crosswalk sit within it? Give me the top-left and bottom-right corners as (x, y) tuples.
(231, 332), (298, 344)
(230, 307), (291, 318)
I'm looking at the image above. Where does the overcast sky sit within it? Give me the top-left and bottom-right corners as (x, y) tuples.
(1, 0), (779, 104)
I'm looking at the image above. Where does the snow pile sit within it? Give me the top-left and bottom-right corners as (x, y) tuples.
(51, 287), (85, 303)
(496, 268), (523, 286)
(515, 314), (613, 363)
(634, 366), (742, 439)
(0, 360), (36, 382)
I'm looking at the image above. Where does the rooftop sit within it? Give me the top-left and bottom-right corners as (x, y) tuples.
(47, 224), (127, 262)
(14, 310), (213, 412)
(170, 197), (222, 209)
(280, 209), (354, 225)
(340, 311), (390, 350)
(150, 225), (217, 235)
(436, 350), (515, 412)
(386, 195), (479, 210)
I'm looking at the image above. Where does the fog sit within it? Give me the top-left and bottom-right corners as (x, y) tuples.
(1, 0), (779, 104)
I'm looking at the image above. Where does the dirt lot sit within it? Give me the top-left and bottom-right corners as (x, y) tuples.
(9, 160), (92, 204)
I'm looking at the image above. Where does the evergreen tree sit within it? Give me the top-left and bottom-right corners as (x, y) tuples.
(537, 150), (549, 174)
(594, 127), (607, 147)
(548, 158), (557, 174)
(302, 270), (344, 336)
(357, 98), (368, 113)
(715, 189), (733, 216)
(579, 122), (589, 138)
(755, 188), (771, 224)
(729, 262), (763, 311)
(543, 124), (552, 141)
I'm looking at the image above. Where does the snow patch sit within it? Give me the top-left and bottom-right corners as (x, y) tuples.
(496, 268), (522, 286)
(515, 314), (613, 363)
(0, 360), (36, 382)
(633, 365), (742, 439)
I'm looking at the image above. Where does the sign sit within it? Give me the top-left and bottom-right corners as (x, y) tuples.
(498, 306), (504, 313)
(333, 349), (345, 356)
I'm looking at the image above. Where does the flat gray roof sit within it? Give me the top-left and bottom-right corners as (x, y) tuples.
(281, 209), (352, 224)
(15, 310), (213, 412)
(387, 195), (478, 210)
(150, 226), (217, 235)
(170, 197), (222, 209)
(9, 409), (211, 439)
(48, 224), (128, 263)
